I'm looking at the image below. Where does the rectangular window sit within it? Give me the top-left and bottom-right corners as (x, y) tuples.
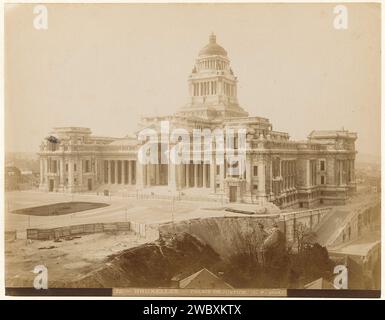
(74, 164), (77, 172)
(320, 160), (325, 171)
(49, 160), (58, 173)
(321, 176), (325, 185)
(85, 160), (90, 173)
(253, 185), (258, 190)
(216, 165), (220, 175)
(65, 163), (68, 172)
(253, 166), (258, 176)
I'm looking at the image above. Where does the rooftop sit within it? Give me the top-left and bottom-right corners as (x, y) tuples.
(178, 268), (233, 289)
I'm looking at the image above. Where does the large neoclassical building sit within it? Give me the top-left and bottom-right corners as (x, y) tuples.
(38, 34), (357, 208)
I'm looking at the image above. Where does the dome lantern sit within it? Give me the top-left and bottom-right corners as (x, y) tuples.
(199, 33), (228, 57)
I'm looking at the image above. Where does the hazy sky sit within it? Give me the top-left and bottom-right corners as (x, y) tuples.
(5, 3), (381, 157)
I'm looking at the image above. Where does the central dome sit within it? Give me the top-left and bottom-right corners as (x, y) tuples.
(199, 33), (228, 57)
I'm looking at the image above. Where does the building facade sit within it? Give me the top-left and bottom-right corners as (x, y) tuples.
(38, 34), (357, 208)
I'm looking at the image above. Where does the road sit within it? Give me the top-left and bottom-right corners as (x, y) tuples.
(315, 192), (380, 247)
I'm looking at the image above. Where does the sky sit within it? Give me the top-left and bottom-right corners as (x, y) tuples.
(4, 3), (381, 158)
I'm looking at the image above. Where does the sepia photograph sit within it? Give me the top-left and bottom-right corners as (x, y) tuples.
(2, 1), (382, 300)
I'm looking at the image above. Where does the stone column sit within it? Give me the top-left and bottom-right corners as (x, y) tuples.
(194, 164), (199, 187)
(155, 164), (160, 185)
(219, 163), (225, 191)
(113, 160), (117, 184)
(93, 159), (97, 183)
(258, 161), (265, 197)
(245, 158), (251, 192)
(128, 161), (132, 185)
(201, 164), (204, 187)
(39, 158), (44, 185)
(244, 157), (252, 202)
(207, 164), (210, 188)
(146, 165), (151, 186)
(59, 159), (64, 187)
(99, 160), (103, 184)
(94, 159), (98, 183)
(105, 160), (108, 184)
(99, 160), (102, 183)
(203, 164), (207, 188)
(122, 160), (126, 184)
(102, 160), (106, 184)
(68, 159), (73, 189)
(45, 158), (48, 180)
(120, 160), (124, 184)
(210, 163), (216, 192)
(186, 164), (190, 188)
(269, 162), (273, 197)
(109, 160), (113, 184)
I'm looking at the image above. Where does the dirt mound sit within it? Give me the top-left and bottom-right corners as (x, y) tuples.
(62, 216), (332, 289)
(74, 232), (220, 288)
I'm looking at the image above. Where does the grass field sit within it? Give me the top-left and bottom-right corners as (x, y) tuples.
(12, 202), (109, 216)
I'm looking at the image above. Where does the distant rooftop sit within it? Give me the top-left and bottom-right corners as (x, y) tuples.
(178, 268), (233, 289)
(52, 127), (92, 134)
(304, 277), (335, 290)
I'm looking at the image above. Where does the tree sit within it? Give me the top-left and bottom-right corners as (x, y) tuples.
(294, 222), (317, 253)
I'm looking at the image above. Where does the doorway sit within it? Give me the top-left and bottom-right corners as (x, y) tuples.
(88, 179), (92, 191)
(229, 186), (237, 202)
(49, 179), (54, 192)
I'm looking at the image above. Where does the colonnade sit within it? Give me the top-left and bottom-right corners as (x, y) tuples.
(103, 160), (136, 185)
(137, 162), (222, 191)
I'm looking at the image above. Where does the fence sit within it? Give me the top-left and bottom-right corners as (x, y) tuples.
(279, 207), (332, 242)
(26, 221), (158, 241)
